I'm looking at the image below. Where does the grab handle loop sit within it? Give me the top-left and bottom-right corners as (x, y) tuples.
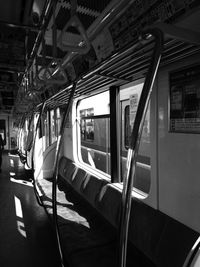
(36, 4), (68, 86)
(57, 0), (90, 54)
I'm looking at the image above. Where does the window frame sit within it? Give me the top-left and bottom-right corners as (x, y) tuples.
(74, 79), (151, 195)
(76, 91), (111, 179)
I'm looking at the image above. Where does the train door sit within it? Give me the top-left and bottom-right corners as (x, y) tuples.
(0, 119), (6, 142)
(120, 82), (151, 193)
(120, 79), (158, 207)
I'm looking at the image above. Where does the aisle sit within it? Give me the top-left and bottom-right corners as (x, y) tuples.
(0, 151), (61, 267)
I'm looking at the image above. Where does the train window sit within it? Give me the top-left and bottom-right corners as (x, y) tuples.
(41, 107), (63, 150)
(124, 105), (131, 148)
(22, 119), (29, 153)
(26, 117), (34, 152)
(80, 108), (94, 141)
(120, 83), (151, 194)
(77, 91), (110, 175)
(43, 111), (50, 149)
(50, 109), (57, 144)
(55, 108), (61, 137)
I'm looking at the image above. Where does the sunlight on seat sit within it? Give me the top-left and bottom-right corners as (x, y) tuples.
(10, 178), (33, 187)
(10, 172), (16, 176)
(8, 153), (19, 158)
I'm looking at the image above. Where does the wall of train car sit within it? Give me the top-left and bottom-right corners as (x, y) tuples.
(157, 53), (200, 233)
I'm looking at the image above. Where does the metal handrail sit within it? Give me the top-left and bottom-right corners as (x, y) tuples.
(183, 237), (200, 267)
(27, 0), (56, 71)
(52, 82), (77, 267)
(118, 28), (164, 267)
(31, 102), (46, 206)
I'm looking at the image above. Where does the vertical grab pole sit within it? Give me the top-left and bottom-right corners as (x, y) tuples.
(31, 102), (46, 205)
(183, 236), (200, 267)
(52, 82), (77, 267)
(118, 29), (163, 267)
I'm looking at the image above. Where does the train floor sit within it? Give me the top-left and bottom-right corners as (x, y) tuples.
(0, 151), (61, 267)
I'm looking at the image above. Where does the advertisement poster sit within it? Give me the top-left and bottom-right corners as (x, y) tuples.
(170, 65), (200, 133)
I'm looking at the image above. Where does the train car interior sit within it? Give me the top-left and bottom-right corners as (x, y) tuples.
(0, 0), (200, 266)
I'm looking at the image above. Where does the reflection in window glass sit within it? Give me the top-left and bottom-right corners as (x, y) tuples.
(50, 110), (57, 144)
(42, 108), (61, 150)
(120, 83), (151, 194)
(80, 108), (94, 141)
(77, 91), (110, 175)
(124, 105), (131, 148)
(55, 108), (61, 137)
(43, 112), (49, 149)
(26, 118), (34, 152)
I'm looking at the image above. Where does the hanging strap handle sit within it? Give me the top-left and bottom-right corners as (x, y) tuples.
(57, 0), (90, 54)
(36, 3), (68, 86)
(35, 32), (48, 85)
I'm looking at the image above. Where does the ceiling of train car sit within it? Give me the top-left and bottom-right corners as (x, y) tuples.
(0, 0), (46, 113)
(1, 0), (200, 117)
(0, 0), (113, 115)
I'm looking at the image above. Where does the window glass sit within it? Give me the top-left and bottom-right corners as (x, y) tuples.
(44, 111), (49, 149)
(50, 109), (57, 144)
(120, 83), (151, 193)
(77, 91), (110, 175)
(26, 117), (34, 152)
(22, 119), (28, 153)
(124, 105), (130, 149)
(56, 108), (61, 137)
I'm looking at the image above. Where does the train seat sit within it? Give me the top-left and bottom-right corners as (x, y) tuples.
(155, 216), (199, 267)
(37, 156), (199, 267)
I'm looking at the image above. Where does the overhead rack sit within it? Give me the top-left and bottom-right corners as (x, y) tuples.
(38, 33), (200, 110)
